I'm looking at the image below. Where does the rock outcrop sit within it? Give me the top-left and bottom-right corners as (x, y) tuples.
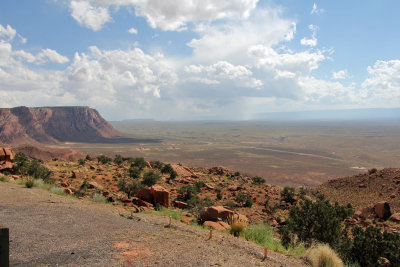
(0, 106), (124, 145)
(200, 206), (234, 222)
(0, 147), (14, 170)
(137, 185), (170, 208)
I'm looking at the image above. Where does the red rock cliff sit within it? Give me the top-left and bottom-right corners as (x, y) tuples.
(0, 106), (123, 145)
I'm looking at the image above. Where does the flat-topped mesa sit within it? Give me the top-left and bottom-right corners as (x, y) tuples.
(0, 106), (124, 145)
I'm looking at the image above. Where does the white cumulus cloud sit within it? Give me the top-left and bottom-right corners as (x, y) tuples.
(128, 27), (138, 34)
(332, 69), (349, 79)
(70, 0), (112, 31)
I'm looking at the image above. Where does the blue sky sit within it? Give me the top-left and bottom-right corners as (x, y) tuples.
(0, 0), (399, 120)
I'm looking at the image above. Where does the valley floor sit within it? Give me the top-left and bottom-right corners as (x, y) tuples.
(0, 182), (307, 267)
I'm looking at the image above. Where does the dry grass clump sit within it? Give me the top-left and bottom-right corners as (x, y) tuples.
(228, 213), (248, 237)
(306, 243), (344, 267)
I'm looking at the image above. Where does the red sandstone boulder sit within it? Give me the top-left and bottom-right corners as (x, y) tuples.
(137, 187), (153, 203)
(200, 206), (234, 222)
(64, 188), (73, 195)
(60, 181), (69, 188)
(135, 198), (153, 208)
(71, 170), (85, 179)
(204, 221), (226, 231)
(174, 201), (189, 209)
(137, 186), (170, 208)
(151, 185), (169, 208)
(218, 221), (231, 230)
(360, 205), (375, 219)
(374, 201), (391, 220)
(388, 213), (400, 223)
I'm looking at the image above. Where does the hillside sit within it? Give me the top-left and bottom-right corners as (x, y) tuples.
(0, 106), (123, 145)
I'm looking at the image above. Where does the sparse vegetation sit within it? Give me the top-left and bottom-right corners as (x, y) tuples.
(150, 160), (164, 169)
(97, 155), (112, 164)
(281, 186), (296, 203)
(130, 157), (146, 170)
(25, 177), (35, 188)
(114, 154), (123, 165)
(306, 244), (344, 267)
(142, 170), (161, 186)
(235, 193), (253, 208)
(252, 176), (265, 185)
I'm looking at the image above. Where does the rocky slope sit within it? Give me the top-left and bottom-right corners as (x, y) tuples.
(0, 106), (123, 144)
(317, 168), (400, 213)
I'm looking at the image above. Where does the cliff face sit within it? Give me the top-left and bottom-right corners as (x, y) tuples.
(0, 106), (123, 145)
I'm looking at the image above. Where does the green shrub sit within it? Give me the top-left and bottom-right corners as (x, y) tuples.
(280, 196), (353, 248)
(252, 176), (266, 185)
(235, 193), (253, 208)
(13, 152), (29, 172)
(26, 160), (53, 183)
(216, 188), (222, 200)
(85, 154), (92, 161)
(0, 174), (9, 182)
(233, 171), (241, 177)
(177, 185), (199, 201)
(150, 160), (164, 169)
(78, 158), (86, 165)
(281, 186), (296, 203)
(114, 154), (123, 165)
(50, 186), (64, 195)
(349, 226), (400, 267)
(194, 181), (203, 192)
(25, 178), (35, 188)
(161, 163), (173, 174)
(128, 166), (141, 179)
(97, 155), (112, 164)
(142, 170), (161, 186)
(130, 157), (146, 170)
(92, 192), (108, 203)
(117, 177), (144, 198)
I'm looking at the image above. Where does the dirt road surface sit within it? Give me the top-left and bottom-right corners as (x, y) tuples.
(0, 182), (307, 266)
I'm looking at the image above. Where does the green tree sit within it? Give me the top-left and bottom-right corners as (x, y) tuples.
(252, 176), (266, 185)
(281, 186), (296, 203)
(97, 155), (111, 164)
(130, 157), (146, 170)
(235, 193), (253, 208)
(350, 226), (400, 267)
(114, 154), (123, 165)
(280, 196), (353, 248)
(142, 170), (161, 186)
(128, 166), (141, 179)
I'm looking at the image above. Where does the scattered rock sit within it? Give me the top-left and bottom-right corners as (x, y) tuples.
(374, 201), (391, 220)
(71, 170), (85, 179)
(64, 188), (73, 195)
(60, 181), (69, 188)
(388, 213), (400, 223)
(180, 215), (193, 224)
(200, 206), (234, 222)
(174, 201), (189, 209)
(145, 161), (151, 168)
(204, 221), (226, 231)
(134, 198), (153, 208)
(368, 168), (377, 175)
(89, 165), (96, 170)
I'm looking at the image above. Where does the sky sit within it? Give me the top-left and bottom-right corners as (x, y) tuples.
(0, 0), (399, 121)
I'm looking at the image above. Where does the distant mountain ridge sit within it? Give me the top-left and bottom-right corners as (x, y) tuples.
(0, 106), (124, 145)
(254, 108), (400, 121)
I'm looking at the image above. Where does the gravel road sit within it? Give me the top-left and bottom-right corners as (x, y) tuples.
(0, 182), (307, 266)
